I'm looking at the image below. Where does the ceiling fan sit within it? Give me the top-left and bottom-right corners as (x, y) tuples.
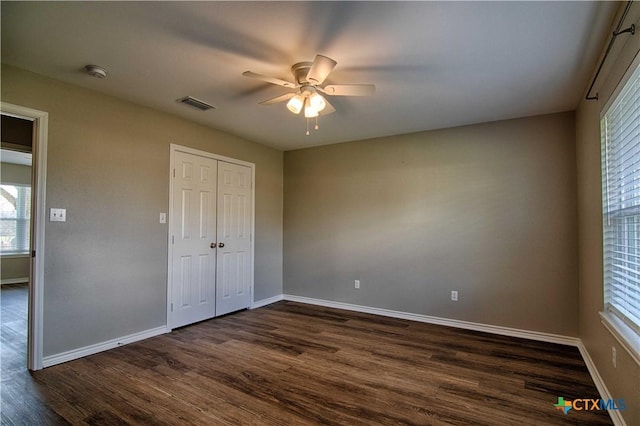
(243, 54), (375, 134)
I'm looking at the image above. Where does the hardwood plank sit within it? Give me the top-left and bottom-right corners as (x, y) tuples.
(1, 296), (613, 425)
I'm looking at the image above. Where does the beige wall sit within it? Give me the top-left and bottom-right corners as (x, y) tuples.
(1, 256), (29, 282)
(1, 64), (283, 356)
(575, 8), (640, 424)
(284, 112), (579, 336)
(1, 162), (31, 185)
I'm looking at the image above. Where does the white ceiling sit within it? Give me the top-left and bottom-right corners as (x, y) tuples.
(1, 1), (618, 151)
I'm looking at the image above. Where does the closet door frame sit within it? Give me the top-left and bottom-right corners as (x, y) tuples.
(166, 144), (255, 332)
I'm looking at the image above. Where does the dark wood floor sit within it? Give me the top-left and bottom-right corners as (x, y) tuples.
(1, 284), (28, 375)
(1, 291), (612, 425)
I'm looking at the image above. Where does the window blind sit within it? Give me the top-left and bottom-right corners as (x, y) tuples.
(0, 184), (31, 254)
(601, 61), (640, 334)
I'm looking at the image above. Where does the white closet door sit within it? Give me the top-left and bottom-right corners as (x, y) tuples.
(215, 161), (252, 316)
(170, 152), (218, 328)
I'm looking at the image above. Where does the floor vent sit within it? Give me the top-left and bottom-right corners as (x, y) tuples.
(177, 96), (216, 111)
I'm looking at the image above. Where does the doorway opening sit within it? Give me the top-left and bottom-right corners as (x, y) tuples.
(1, 103), (49, 370)
(1, 116), (33, 376)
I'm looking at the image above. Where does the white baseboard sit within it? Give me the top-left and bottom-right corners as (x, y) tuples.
(283, 294), (580, 346)
(577, 342), (627, 426)
(251, 294), (283, 309)
(1, 277), (29, 285)
(42, 326), (167, 368)
(42, 294), (283, 369)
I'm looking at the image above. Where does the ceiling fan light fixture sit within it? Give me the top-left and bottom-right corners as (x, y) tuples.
(304, 99), (319, 118)
(243, 53), (375, 135)
(308, 92), (326, 112)
(304, 108), (319, 118)
(286, 94), (304, 114)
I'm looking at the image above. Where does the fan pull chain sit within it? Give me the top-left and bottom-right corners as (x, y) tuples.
(306, 118), (310, 136)
(315, 117), (319, 130)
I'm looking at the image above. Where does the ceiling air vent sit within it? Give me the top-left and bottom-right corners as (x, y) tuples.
(177, 96), (216, 111)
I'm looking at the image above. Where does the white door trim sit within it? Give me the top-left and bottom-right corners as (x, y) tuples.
(1, 102), (49, 371)
(167, 144), (255, 331)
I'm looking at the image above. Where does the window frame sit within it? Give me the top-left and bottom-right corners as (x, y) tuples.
(600, 53), (640, 366)
(0, 183), (31, 256)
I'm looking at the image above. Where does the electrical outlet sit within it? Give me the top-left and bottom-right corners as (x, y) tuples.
(612, 346), (617, 368)
(355, 280), (360, 289)
(451, 290), (458, 301)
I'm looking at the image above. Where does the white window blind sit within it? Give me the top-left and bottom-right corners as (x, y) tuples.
(0, 184), (31, 255)
(601, 61), (640, 335)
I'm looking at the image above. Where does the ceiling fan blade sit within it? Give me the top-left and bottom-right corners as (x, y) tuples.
(242, 71), (298, 88)
(319, 98), (336, 116)
(306, 55), (337, 85)
(259, 92), (296, 105)
(322, 84), (375, 96)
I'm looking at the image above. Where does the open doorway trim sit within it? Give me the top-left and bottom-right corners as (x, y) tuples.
(1, 102), (48, 370)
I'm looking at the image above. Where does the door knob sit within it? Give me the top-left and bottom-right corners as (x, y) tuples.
(210, 242), (217, 249)
(218, 242), (225, 248)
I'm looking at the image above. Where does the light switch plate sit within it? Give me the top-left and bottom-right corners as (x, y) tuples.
(159, 212), (166, 224)
(50, 208), (66, 222)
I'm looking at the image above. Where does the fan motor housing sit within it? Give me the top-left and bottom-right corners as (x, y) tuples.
(291, 62), (313, 85)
